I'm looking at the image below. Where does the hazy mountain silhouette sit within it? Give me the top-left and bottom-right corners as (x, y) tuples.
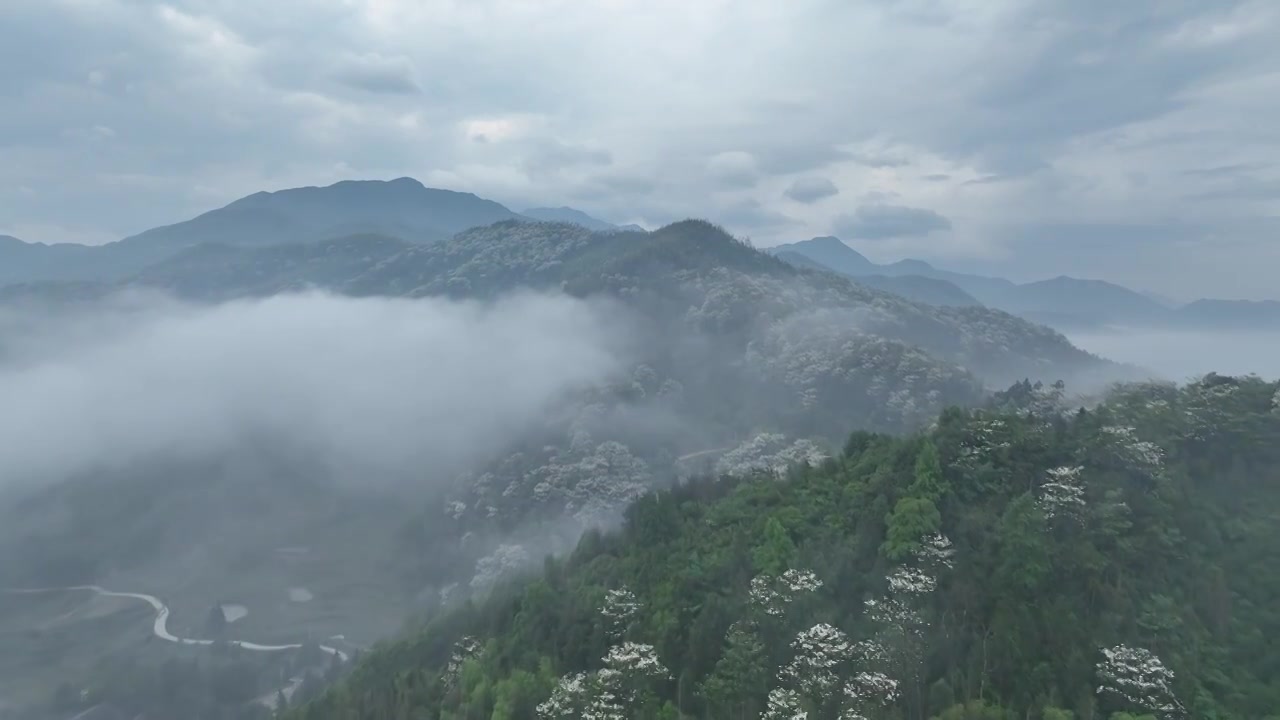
(772, 235), (1280, 330)
(0, 178), (522, 285)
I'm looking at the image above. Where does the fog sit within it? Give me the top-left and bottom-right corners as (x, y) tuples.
(1066, 328), (1280, 382)
(0, 290), (635, 491)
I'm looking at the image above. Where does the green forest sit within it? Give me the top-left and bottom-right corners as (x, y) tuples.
(289, 375), (1280, 720)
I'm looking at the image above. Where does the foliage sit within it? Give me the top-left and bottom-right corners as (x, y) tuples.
(289, 376), (1280, 720)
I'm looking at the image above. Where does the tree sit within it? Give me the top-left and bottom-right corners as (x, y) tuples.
(701, 620), (768, 720)
(754, 517), (798, 575)
(1096, 646), (1183, 718)
(205, 604), (228, 638)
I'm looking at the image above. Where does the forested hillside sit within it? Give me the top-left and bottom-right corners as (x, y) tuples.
(0, 219), (1133, 719)
(290, 374), (1280, 720)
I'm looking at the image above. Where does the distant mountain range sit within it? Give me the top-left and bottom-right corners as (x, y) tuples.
(521, 206), (645, 233)
(7, 177), (1273, 336)
(770, 236), (1280, 331)
(0, 179), (638, 286)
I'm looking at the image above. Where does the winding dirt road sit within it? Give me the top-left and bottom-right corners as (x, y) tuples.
(3, 585), (349, 661)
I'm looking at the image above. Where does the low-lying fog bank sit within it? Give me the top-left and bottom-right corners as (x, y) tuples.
(1066, 327), (1280, 381)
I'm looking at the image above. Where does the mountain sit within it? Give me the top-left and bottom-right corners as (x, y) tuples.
(0, 178), (523, 286)
(0, 236), (106, 287)
(771, 236), (879, 275)
(288, 375), (1280, 720)
(775, 251), (982, 307)
(774, 236), (1280, 332)
(997, 275), (1170, 327)
(1175, 299), (1280, 330)
(0, 217), (1135, 718)
(522, 207), (621, 231)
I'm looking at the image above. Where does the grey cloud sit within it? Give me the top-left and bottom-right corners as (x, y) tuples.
(331, 52), (421, 94)
(572, 173), (657, 199)
(523, 140), (613, 176)
(848, 150), (911, 168)
(1, 1), (1279, 294)
(834, 204), (952, 240)
(784, 176), (839, 204)
(961, 174), (1007, 186)
(924, 1), (1277, 170)
(0, 290), (634, 490)
(706, 151), (760, 189)
(753, 143), (854, 175)
(1181, 162), (1272, 178)
(718, 198), (802, 234)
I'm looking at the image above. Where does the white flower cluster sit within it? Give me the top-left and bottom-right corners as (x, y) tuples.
(914, 533), (955, 570)
(1038, 465), (1087, 521)
(715, 433), (829, 478)
(1096, 645), (1184, 717)
(442, 636), (482, 689)
(526, 440), (653, 526)
(761, 688), (808, 720)
(778, 623), (854, 697)
(839, 671), (901, 720)
(957, 418), (1012, 468)
(886, 566), (937, 596)
(470, 543), (531, 591)
(604, 642), (668, 680)
(1182, 379), (1243, 441)
(600, 587), (640, 639)
(749, 569), (824, 616)
(769, 622), (903, 719)
(863, 597), (927, 641)
(538, 591), (667, 720)
(1100, 426), (1165, 475)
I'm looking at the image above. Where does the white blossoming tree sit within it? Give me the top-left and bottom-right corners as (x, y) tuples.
(1096, 645), (1184, 718)
(442, 636), (482, 691)
(470, 543), (531, 591)
(778, 623), (854, 698)
(1097, 425), (1165, 477)
(761, 687), (807, 720)
(839, 671), (900, 720)
(716, 433), (829, 478)
(537, 588), (668, 720)
(768, 622), (902, 720)
(749, 568), (824, 617)
(1038, 465), (1087, 522)
(915, 533), (955, 571)
(601, 587), (640, 639)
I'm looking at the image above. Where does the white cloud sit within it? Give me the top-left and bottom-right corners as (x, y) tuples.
(0, 290), (634, 489)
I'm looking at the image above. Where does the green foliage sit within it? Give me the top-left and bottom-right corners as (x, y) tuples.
(288, 377), (1280, 720)
(753, 517), (798, 575)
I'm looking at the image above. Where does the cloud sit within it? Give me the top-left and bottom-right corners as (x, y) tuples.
(522, 139), (613, 176)
(1066, 328), (1280, 381)
(0, 290), (634, 490)
(330, 52), (421, 94)
(834, 204), (952, 240)
(705, 151), (760, 189)
(784, 176), (838, 204)
(717, 198), (802, 234)
(1, 0), (1279, 296)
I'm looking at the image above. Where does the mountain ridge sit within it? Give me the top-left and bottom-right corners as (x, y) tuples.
(0, 178), (525, 286)
(772, 235), (1280, 330)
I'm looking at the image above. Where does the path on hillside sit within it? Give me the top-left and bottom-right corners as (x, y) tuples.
(675, 447), (730, 462)
(3, 585), (349, 661)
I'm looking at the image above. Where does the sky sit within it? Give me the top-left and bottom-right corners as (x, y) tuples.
(1, 0), (1278, 299)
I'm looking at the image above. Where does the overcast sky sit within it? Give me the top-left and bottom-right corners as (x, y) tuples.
(2, 0), (1278, 299)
